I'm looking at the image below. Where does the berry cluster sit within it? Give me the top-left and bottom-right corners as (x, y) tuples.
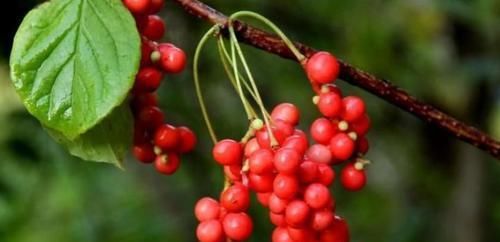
(194, 50), (370, 241)
(123, 0), (196, 174)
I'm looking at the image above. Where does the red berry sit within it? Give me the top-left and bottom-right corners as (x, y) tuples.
(158, 43), (186, 73)
(271, 103), (300, 125)
(224, 165), (242, 181)
(274, 148), (301, 174)
(244, 138), (260, 157)
(133, 143), (156, 163)
(306, 144), (332, 164)
(342, 96), (366, 122)
(248, 173), (274, 193)
(220, 184), (250, 212)
(269, 193), (289, 214)
(195, 197), (220, 222)
(318, 92), (343, 118)
(312, 210), (334, 231)
(212, 139), (243, 166)
(273, 174), (299, 200)
(222, 213), (253, 241)
(141, 15), (165, 40)
(256, 124), (288, 148)
(299, 161), (319, 184)
(177, 126), (196, 153)
(196, 220), (225, 242)
(350, 114), (370, 136)
(285, 200), (310, 228)
(147, 0), (164, 14)
(137, 106), (164, 130)
(304, 183), (331, 209)
(306, 51), (340, 84)
(140, 38), (157, 66)
(340, 163), (366, 191)
(282, 135), (309, 155)
(256, 192), (271, 207)
(272, 227), (294, 242)
(329, 133), (355, 160)
(123, 0), (151, 14)
(287, 227), (315, 242)
(154, 124), (179, 150)
(248, 148), (275, 174)
(269, 212), (286, 227)
(132, 93), (158, 112)
(317, 164), (335, 186)
(134, 67), (163, 93)
(155, 153), (180, 175)
(356, 136), (369, 154)
(311, 118), (336, 144)
(320, 216), (350, 242)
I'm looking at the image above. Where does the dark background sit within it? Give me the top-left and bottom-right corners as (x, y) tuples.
(0, 0), (499, 242)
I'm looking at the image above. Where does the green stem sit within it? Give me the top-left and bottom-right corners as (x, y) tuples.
(229, 11), (306, 63)
(229, 29), (254, 121)
(193, 26), (218, 144)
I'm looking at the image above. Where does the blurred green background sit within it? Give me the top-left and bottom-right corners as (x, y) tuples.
(1, 0), (500, 241)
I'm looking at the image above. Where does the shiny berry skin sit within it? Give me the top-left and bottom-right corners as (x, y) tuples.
(137, 106), (164, 130)
(134, 67), (163, 93)
(318, 92), (343, 118)
(306, 144), (332, 164)
(133, 143), (156, 163)
(195, 197), (220, 222)
(224, 165), (242, 181)
(155, 153), (180, 175)
(317, 164), (335, 186)
(248, 148), (275, 174)
(306, 51), (340, 84)
(123, 0), (151, 14)
(158, 44), (186, 73)
(141, 15), (165, 40)
(299, 161), (319, 184)
(287, 227), (315, 242)
(271, 103), (300, 125)
(196, 220), (225, 242)
(147, 0), (164, 14)
(269, 212), (286, 227)
(176, 126), (196, 153)
(342, 96), (366, 122)
(285, 200), (310, 228)
(220, 184), (250, 212)
(140, 39), (157, 66)
(244, 138), (261, 157)
(350, 114), (370, 136)
(269, 193), (288, 214)
(222, 213), (253, 241)
(274, 148), (301, 174)
(320, 216), (350, 242)
(256, 125), (287, 149)
(311, 210), (334, 231)
(329, 133), (355, 160)
(282, 135), (309, 155)
(212, 139), (243, 166)
(273, 174), (299, 200)
(248, 173), (274, 193)
(154, 124), (179, 150)
(256, 192), (271, 207)
(304, 183), (331, 209)
(272, 227), (294, 242)
(340, 163), (366, 191)
(311, 118), (336, 144)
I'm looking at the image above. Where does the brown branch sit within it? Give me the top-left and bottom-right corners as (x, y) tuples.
(173, 0), (500, 160)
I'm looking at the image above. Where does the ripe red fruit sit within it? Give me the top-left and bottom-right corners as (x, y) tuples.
(342, 96), (366, 122)
(212, 139), (243, 166)
(155, 153), (180, 175)
(269, 193), (289, 214)
(248, 148), (275, 174)
(140, 39), (157, 66)
(271, 103), (300, 125)
(304, 183), (331, 209)
(317, 164), (335, 186)
(256, 125), (287, 148)
(220, 184), (250, 212)
(311, 118), (336, 144)
(244, 138), (260, 157)
(340, 163), (366, 191)
(196, 220), (225, 242)
(350, 114), (370, 136)
(282, 135), (309, 155)
(131, 93), (158, 112)
(273, 174), (299, 200)
(285, 200), (310, 228)
(176, 126), (196, 153)
(357, 136), (369, 154)
(272, 227), (294, 242)
(306, 144), (332, 164)
(224, 165), (242, 181)
(248, 173), (274, 193)
(306, 51), (340, 84)
(158, 44), (186, 73)
(319, 216), (350, 242)
(147, 0), (165, 14)
(274, 148), (301, 174)
(137, 105), (164, 130)
(299, 161), (319, 184)
(329, 133), (355, 160)
(287, 227), (315, 242)
(222, 213), (253, 241)
(154, 124), (179, 150)
(133, 143), (156, 163)
(195, 197), (220, 222)
(318, 92), (343, 118)
(141, 15), (165, 40)
(256, 192), (271, 207)
(269, 212), (286, 227)
(123, 0), (151, 14)
(311, 210), (334, 231)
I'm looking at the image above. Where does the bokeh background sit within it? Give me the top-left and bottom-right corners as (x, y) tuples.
(1, 0), (500, 241)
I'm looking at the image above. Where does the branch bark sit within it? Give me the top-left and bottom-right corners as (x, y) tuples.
(173, 0), (500, 160)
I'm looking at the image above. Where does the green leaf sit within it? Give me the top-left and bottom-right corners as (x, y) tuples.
(10, 0), (140, 139)
(47, 104), (133, 168)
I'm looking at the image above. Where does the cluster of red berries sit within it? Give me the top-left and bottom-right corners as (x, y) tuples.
(194, 51), (370, 242)
(123, 0), (196, 175)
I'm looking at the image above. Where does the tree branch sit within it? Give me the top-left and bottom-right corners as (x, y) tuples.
(173, 0), (500, 160)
